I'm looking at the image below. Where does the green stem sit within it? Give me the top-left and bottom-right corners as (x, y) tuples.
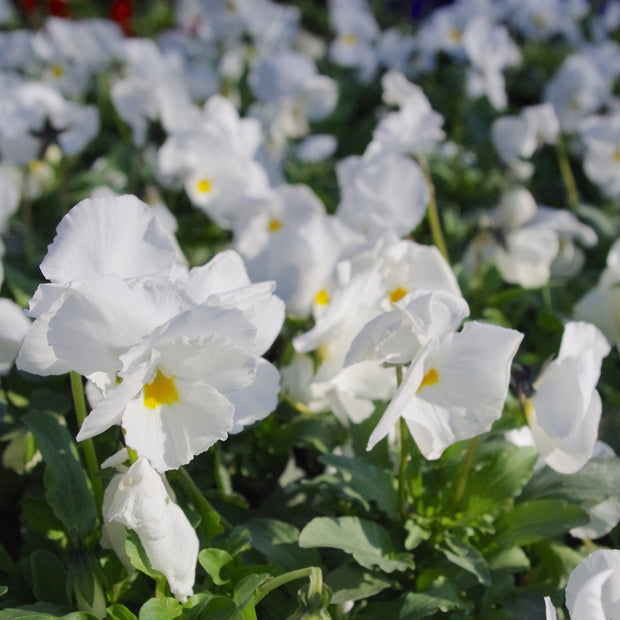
(167, 467), (228, 544)
(418, 155), (450, 263)
(395, 365), (411, 521)
(556, 137), (579, 211)
(70, 372), (103, 511)
(213, 442), (233, 495)
(251, 566), (322, 607)
(398, 417), (410, 521)
(451, 436), (478, 513)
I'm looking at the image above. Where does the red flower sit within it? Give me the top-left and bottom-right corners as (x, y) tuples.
(111, 0), (133, 34)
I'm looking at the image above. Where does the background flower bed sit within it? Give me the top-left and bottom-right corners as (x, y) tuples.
(1, 0), (620, 619)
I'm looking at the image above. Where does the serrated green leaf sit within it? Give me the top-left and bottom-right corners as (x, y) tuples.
(439, 534), (491, 586)
(22, 411), (98, 540)
(198, 549), (233, 586)
(244, 519), (320, 572)
(495, 500), (588, 547)
(138, 598), (182, 620)
(319, 454), (399, 518)
(106, 604), (138, 620)
(299, 517), (414, 573)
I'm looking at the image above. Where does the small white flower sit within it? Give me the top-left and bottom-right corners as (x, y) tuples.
(526, 321), (610, 474)
(102, 457), (199, 602)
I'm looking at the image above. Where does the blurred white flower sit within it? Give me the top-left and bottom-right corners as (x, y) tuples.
(491, 103), (559, 178)
(544, 54), (610, 132)
(574, 238), (620, 349)
(0, 299), (30, 375)
(462, 16), (520, 111)
(373, 69), (445, 156)
(578, 111), (620, 198)
(336, 143), (429, 239)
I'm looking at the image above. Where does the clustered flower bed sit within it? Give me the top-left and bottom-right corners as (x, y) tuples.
(1, 0), (620, 618)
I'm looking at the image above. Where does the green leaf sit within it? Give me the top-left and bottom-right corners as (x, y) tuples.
(299, 517), (414, 573)
(22, 411), (98, 540)
(495, 500), (588, 547)
(106, 604), (138, 620)
(0, 612), (99, 620)
(138, 598), (182, 620)
(465, 446), (539, 515)
(198, 549), (234, 586)
(244, 519), (320, 572)
(403, 521), (432, 551)
(233, 574), (270, 610)
(399, 591), (460, 618)
(438, 534), (491, 586)
(319, 454), (399, 518)
(486, 547), (530, 576)
(29, 550), (68, 606)
(520, 458), (620, 504)
(0, 585), (7, 597)
(326, 564), (391, 605)
(124, 532), (166, 591)
(181, 593), (242, 620)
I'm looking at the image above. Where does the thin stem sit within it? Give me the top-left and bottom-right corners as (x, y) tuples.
(398, 418), (410, 521)
(70, 372), (103, 511)
(417, 155), (450, 263)
(451, 436), (479, 513)
(395, 365), (411, 521)
(167, 467), (228, 544)
(555, 137), (579, 211)
(252, 566), (320, 607)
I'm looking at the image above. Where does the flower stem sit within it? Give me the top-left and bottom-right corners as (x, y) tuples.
(251, 566), (323, 607)
(167, 467), (227, 544)
(555, 137), (579, 211)
(395, 366), (410, 521)
(418, 155), (450, 263)
(451, 436), (478, 513)
(70, 371), (103, 510)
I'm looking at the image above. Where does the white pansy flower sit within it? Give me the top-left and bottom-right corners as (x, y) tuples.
(102, 457), (199, 602)
(365, 302), (523, 458)
(565, 549), (620, 619)
(526, 321), (610, 474)
(574, 238), (620, 349)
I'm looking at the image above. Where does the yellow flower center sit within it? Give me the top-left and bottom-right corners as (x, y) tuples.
(268, 218), (282, 232)
(614, 150), (620, 163)
(449, 28), (461, 43)
(50, 64), (64, 79)
(196, 178), (212, 194)
(417, 367), (439, 393)
(28, 160), (44, 174)
(533, 13), (547, 28)
(143, 370), (179, 409)
(342, 33), (357, 46)
(523, 397), (534, 424)
(315, 289), (330, 305)
(389, 286), (407, 305)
